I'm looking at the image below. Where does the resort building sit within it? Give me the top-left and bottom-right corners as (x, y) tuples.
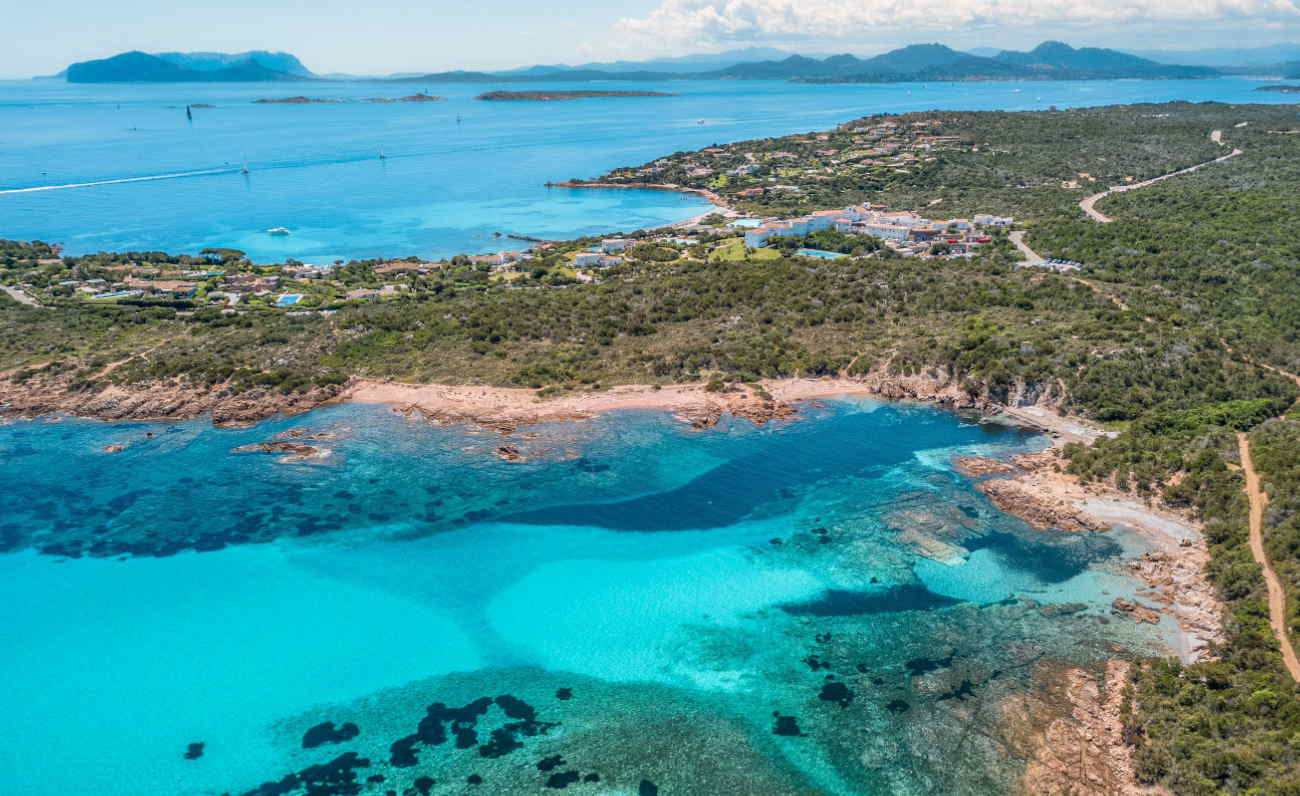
(600, 239), (634, 254)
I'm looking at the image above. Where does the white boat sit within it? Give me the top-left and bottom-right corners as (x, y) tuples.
(266, 227), (291, 236)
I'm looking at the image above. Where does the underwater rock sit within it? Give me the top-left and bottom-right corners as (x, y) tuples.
(1111, 598), (1160, 624)
(545, 771), (581, 788)
(639, 781), (659, 796)
(302, 721), (360, 749)
(183, 741), (204, 760)
(818, 680), (855, 708)
(1038, 602), (1089, 618)
(495, 445), (525, 462)
(782, 586), (961, 617)
(538, 755), (566, 771)
(239, 751), (370, 796)
(952, 456), (1017, 476)
(906, 652), (956, 677)
(230, 441), (324, 463)
(772, 713), (803, 736)
(413, 776), (435, 795)
(467, 774), (483, 785)
(885, 699), (911, 713)
(555, 687), (573, 700)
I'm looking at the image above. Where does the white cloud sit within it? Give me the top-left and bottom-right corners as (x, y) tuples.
(610, 0), (1300, 51)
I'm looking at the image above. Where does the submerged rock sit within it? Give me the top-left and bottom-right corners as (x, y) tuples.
(302, 720), (360, 749)
(183, 741), (204, 760)
(230, 440), (323, 462)
(818, 680), (855, 708)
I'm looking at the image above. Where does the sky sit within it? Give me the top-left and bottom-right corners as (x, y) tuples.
(4, 0), (1300, 78)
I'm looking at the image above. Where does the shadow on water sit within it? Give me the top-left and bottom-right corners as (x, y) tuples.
(780, 584), (963, 616)
(968, 530), (1122, 584)
(502, 407), (1008, 531)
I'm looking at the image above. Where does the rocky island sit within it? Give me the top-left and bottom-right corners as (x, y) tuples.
(255, 94), (445, 104)
(254, 96), (339, 103)
(475, 90), (677, 101)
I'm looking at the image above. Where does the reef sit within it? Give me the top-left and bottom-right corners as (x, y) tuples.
(303, 721), (360, 749)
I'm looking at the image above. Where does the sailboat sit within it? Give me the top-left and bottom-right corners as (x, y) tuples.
(186, 105), (192, 121)
(379, 148), (387, 160)
(456, 114), (462, 124)
(240, 159), (249, 175)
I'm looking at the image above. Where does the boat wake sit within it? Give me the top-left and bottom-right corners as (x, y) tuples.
(0, 167), (238, 194)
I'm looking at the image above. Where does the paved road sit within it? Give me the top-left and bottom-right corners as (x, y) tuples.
(1079, 131), (1242, 223)
(1008, 230), (1044, 265)
(1238, 432), (1300, 683)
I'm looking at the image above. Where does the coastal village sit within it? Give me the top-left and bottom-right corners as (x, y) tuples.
(1, 113), (1090, 311)
(0, 202), (1022, 313)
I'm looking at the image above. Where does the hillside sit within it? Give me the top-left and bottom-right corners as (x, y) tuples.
(65, 51), (310, 83)
(994, 41), (1215, 78)
(4, 100), (1299, 792)
(154, 50), (314, 77)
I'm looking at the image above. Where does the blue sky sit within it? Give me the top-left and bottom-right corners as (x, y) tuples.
(5, 0), (1300, 78)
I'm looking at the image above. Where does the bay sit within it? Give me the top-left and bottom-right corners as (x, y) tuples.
(0, 76), (1292, 262)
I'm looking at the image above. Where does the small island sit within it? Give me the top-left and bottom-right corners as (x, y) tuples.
(1256, 84), (1300, 94)
(365, 93), (445, 102)
(255, 94), (445, 104)
(475, 90), (677, 101)
(254, 96), (339, 104)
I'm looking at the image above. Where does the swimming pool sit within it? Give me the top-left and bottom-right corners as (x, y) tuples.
(795, 248), (847, 259)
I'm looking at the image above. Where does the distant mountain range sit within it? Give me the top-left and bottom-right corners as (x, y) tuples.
(737, 42), (1216, 83)
(1120, 43), (1300, 68)
(64, 51), (314, 83)
(497, 47), (794, 75)
(56, 41), (1243, 85)
(386, 42), (1217, 86)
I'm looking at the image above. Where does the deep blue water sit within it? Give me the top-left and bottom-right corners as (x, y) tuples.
(0, 76), (1293, 262)
(0, 399), (1175, 795)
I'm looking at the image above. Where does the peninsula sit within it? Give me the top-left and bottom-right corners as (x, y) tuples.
(1257, 84), (1300, 93)
(474, 90), (677, 101)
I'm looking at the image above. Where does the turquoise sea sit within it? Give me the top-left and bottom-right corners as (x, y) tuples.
(0, 399), (1177, 795)
(0, 75), (1273, 794)
(0, 76), (1295, 262)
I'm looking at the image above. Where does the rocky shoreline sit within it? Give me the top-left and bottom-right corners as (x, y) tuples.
(0, 368), (1223, 793)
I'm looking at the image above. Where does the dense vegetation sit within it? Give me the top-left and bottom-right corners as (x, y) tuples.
(4, 101), (1300, 792)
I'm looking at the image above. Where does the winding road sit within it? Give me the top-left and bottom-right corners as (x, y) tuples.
(1079, 130), (1243, 223)
(1237, 432), (1300, 683)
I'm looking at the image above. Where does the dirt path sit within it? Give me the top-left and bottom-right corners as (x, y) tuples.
(1079, 132), (1242, 223)
(91, 339), (173, 380)
(1237, 432), (1300, 682)
(1, 285), (40, 307)
(1068, 277), (1130, 312)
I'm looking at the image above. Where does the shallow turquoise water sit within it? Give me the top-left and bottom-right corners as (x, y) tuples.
(0, 400), (1174, 795)
(0, 76), (1292, 261)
